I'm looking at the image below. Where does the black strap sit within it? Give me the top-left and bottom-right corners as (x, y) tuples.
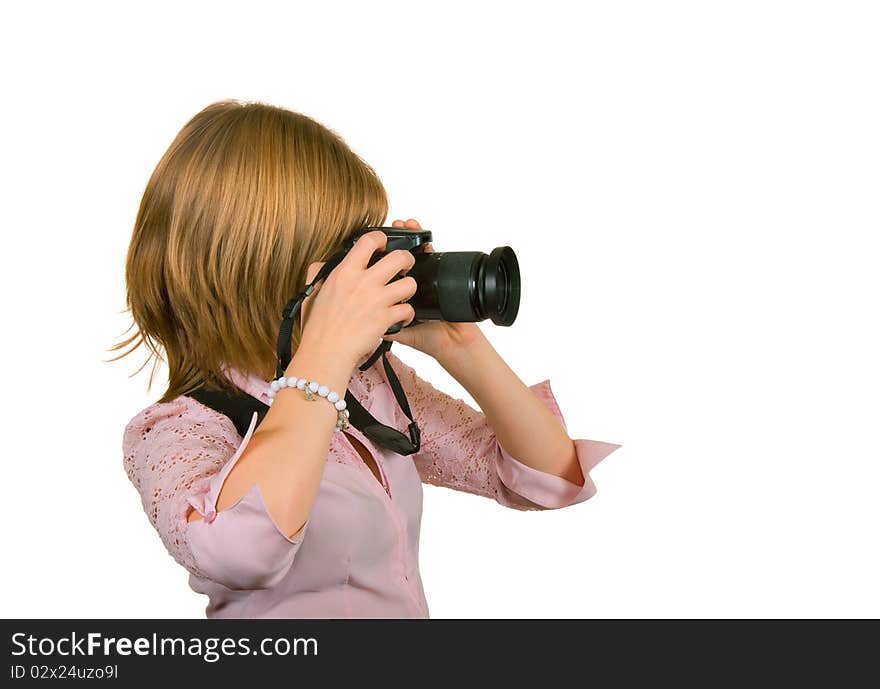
(187, 384), (269, 439)
(276, 249), (347, 380)
(354, 340), (420, 453)
(375, 340), (419, 446)
(188, 339), (420, 453)
(190, 240), (421, 454)
(187, 346), (420, 454)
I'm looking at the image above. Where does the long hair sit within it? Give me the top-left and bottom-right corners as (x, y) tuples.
(108, 99), (388, 403)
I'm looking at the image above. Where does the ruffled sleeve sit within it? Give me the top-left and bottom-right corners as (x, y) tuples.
(122, 396), (307, 591)
(374, 351), (620, 511)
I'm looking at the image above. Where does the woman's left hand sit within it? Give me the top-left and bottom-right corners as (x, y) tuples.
(382, 218), (485, 360)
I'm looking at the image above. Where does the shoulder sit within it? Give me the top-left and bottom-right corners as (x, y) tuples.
(122, 395), (242, 476)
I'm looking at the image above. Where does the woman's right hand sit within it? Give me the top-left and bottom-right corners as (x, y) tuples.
(299, 230), (418, 368)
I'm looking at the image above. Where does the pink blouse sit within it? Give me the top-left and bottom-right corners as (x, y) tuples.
(122, 350), (620, 618)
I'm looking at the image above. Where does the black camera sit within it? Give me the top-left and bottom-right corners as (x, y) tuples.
(340, 227), (521, 335)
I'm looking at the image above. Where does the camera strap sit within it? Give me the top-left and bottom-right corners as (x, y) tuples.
(189, 246), (421, 455)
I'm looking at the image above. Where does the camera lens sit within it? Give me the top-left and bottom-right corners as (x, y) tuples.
(479, 246), (519, 326)
(408, 246), (520, 326)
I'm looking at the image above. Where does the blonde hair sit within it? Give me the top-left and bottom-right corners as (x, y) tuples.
(108, 100), (388, 404)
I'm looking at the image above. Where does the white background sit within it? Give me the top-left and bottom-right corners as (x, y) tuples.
(1, 1), (877, 618)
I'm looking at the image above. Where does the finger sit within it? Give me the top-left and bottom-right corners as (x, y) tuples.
(368, 247), (416, 286)
(388, 302), (416, 329)
(341, 229), (388, 271)
(405, 218), (421, 229)
(384, 275), (418, 305)
(392, 219), (405, 228)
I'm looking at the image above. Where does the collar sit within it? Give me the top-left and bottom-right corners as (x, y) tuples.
(222, 366), (273, 404)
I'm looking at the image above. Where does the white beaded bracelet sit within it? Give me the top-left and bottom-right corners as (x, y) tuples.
(267, 376), (350, 432)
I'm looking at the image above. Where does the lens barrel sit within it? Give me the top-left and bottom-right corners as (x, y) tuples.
(407, 247), (519, 326)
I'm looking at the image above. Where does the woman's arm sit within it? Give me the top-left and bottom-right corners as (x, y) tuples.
(435, 329), (585, 485)
(373, 349), (619, 510)
(187, 338), (355, 541)
(379, 218), (616, 498)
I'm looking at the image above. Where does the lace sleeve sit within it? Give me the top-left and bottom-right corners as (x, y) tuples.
(370, 350), (620, 511)
(122, 396), (305, 590)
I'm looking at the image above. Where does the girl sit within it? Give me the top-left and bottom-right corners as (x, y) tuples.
(114, 99), (619, 618)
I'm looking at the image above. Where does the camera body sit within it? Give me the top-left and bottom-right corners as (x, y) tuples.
(339, 226), (520, 335)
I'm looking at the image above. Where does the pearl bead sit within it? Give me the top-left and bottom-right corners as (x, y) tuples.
(308, 380), (319, 393)
(318, 384), (329, 397)
(334, 399), (347, 411)
(277, 377), (288, 388)
(267, 388), (276, 399)
(344, 409), (350, 417)
(327, 391), (339, 403)
(270, 380), (280, 391)
(296, 379), (307, 390)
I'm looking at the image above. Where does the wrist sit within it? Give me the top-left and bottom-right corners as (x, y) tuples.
(285, 336), (356, 396)
(436, 328), (490, 375)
